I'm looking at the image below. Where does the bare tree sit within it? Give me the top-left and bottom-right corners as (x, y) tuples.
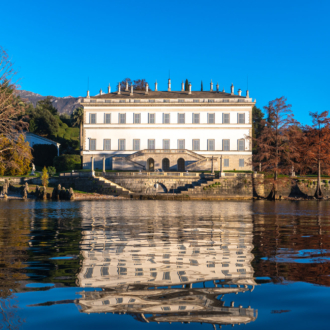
(0, 46), (32, 171)
(119, 78), (151, 91)
(298, 112), (330, 198)
(252, 97), (300, 199)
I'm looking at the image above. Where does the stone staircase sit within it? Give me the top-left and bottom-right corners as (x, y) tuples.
(93, 177), (133, 197)
(176, 176), (218, 194)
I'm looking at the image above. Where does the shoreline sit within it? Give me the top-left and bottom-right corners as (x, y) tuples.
(1, 193), (329, 201)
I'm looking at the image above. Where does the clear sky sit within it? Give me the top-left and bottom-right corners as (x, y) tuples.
(1, 0), (329, 124)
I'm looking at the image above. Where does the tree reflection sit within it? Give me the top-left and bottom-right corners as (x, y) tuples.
(253, 201), (330, 286)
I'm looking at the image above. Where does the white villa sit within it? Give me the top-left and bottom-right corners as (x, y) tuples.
(80, 80), (255, 171)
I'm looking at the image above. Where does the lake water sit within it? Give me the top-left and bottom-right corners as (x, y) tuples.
(1, 200), (330, 329)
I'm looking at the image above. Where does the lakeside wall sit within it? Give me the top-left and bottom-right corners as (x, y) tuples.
(1, 174), (329, 200)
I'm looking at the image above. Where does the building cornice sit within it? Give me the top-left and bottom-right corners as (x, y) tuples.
(83, 126), (251, 129)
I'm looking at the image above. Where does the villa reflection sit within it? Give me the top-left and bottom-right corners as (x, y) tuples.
(75, 201), (257, 327)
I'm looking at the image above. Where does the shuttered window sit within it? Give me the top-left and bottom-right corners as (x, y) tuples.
(223, 113), (230, 124)
(178, 139), (185, 149)
(104, 139), (111, 150)
(105, 114), (111, 124)
(208, 139), (215, 151)
(192, 139), (200, 151)
(90, 114), (96, 124)
(223, 139), (230, 151)
(208, 113), (215, 124)
(148, 139), (155, 149)
(90, 139), (96, 150)
(118, 139), (126, 150)
(133, 139), (140, 151)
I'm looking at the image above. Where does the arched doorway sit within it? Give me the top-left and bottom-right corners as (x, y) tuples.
(177, 158), (185, 172)
(162, 158), (170, 171)
(147, 158), (155, 171)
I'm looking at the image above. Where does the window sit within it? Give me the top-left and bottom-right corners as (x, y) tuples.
(163, 139), (170, 149)
(118, 139), (126, 150)
(134, 113), (141, 124)
(208, 139), (215, 151)
(208, 113), (215, 124)
(149, 113), (155, 124)
(238, 113), (245, 124)
(178, 139), (185, 149)
(164, 113), (170, 124)
(193, 113), (200, 124)
(119, 113), (126, 124)
(238, 139), (245, 151)
(90, 139), (96, 150)
(239, 159), (245, 167)
(192, 139), (200, 151)
(133, 139), (140, 151)
(223, 113), (230, 124)
(104, 113), (111, 124)
(104, 139), (111, 150)
(90, 114), (96, 124)
(223, 139), (230, 151)
(224, 159), (229, 167)
(178, 113), (185, 124)
(148, 139), (155, 149)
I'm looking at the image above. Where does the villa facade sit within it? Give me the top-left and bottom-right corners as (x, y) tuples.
(80, 80), (255, 171)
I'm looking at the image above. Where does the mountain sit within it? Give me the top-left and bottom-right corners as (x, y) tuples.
(15, 90), (82, 115)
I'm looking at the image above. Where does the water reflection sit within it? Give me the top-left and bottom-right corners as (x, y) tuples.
(252, 201), (330, 286)
(76, 201), (257, 326)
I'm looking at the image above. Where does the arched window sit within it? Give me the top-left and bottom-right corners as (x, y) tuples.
(147, 158), (155, 171)
(162, 158), (170, 171)
(177, 158), (185, 172)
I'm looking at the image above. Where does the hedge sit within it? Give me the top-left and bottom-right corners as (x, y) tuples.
(53, 154), (81, 172)
(32, 144), (58, 167)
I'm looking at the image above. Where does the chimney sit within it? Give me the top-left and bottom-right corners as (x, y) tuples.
(222, 88), (225, 92)
(246, 90), (250, 98)
(125, 80), (129, 91)
(130, 84), (133, 96)
(181, 80), (184, 92)
(231, 84), (234, 95)
(168, 78), (171, 92)
(238, 89), (242, 96)
(155, 81), (158, 92)
(108, 84), (111, 93)
(118, 83), (121, 95)
(188, 83), (192, 95)
(99, 88), (103, 95)
(210, 80), (213, 92)
(216, 82), (219, 92)
(145, 83), (149, 95)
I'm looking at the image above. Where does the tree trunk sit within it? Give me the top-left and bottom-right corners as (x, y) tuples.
(267, 173), (277, 200)
(79, 121), (83, 151)
(315, 160), (323, 199)
(79, 121), (83, 170)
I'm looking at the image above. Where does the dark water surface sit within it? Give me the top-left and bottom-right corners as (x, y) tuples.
(1, 200), (330, 329)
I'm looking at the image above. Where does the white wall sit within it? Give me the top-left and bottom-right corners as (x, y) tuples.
(84, 127), (250, 152)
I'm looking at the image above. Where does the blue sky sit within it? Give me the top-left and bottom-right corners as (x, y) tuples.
(1, 0), (329, 124)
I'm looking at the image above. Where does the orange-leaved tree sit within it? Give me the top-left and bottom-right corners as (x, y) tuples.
(252, 97), (300, 199)
(297, 111), (330, 199)
(0, 46), (32, 174)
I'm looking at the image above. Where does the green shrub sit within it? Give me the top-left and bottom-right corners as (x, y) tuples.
(53, 154), (81, 172)
(32, 144), (58, 167)
(47, 166), (56, 176)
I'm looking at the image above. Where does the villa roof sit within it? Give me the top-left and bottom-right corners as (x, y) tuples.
(92, 90), (246, 99)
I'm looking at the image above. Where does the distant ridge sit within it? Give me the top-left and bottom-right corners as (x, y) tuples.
(15, 90), (82, 115)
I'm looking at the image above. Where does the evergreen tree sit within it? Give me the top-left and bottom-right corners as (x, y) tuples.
(41, 166), (49, 187)
(201, 81), (203, 91)
(185, 79), (189, 92)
